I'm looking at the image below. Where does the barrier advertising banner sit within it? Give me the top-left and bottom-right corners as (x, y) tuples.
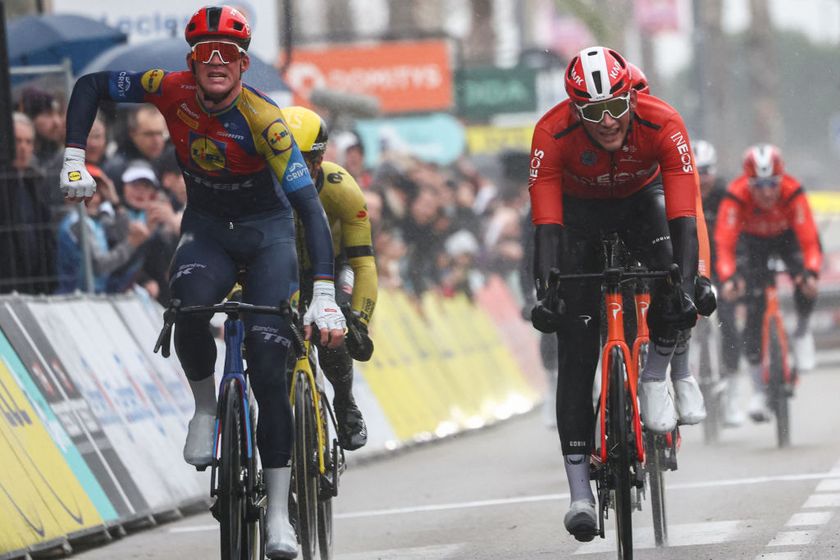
(0, 330), (105, 553)
(0, 301), (147, 519)
(27, 300), (200, 510)
(286, 39), (453, 114)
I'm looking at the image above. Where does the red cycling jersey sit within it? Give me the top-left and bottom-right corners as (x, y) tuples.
(528, 94), (698, 225)
(714, 174), (823, 282)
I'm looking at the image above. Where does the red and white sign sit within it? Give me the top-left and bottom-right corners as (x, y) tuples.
(635, 0), (681, 34)
(285, 40), (453, 114)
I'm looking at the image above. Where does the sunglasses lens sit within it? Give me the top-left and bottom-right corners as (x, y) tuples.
(192, 41), (242, 64)
(750, 177), (780, 189)
(578, 96), (630, 122)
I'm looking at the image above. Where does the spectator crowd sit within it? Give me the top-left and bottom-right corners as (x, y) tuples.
(1, 86), (533, 305)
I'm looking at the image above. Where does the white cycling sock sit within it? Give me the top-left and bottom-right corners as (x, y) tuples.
(670, 340), (691, 380)
(641, 344), (675, 383)
(564, 454), (594, 504)
(188, 376), (217, 416)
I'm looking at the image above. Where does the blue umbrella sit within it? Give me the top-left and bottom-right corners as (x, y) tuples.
(8, 14), (127, 75)
(80, 38), (291, 102)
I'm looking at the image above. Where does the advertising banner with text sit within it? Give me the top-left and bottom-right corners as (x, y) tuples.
(286, 40), (453, 114)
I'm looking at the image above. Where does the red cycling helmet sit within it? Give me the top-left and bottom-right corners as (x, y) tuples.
(743, 143), (784, 179)
(185, 5), (251, 50)
(627, 62), (650, 94)
(564, 46), (632, 103)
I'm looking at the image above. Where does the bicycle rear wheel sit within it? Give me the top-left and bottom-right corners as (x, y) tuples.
(768, 325), (791, 448)
(316, 396), (334, 560)
(645, 432), (668, 546)
(294, 373), (319, 560)
(218, 382), (246, 560)
(607, 347), (634, 560)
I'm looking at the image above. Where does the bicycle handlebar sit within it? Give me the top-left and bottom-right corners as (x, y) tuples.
(544, 263), (682, 314)
(153, 298), (295, 358)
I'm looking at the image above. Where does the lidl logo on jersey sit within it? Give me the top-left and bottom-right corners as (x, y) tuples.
(189, 132), (227, 172)
(263, 120), (292, 154)
(141, 69), (165, 94)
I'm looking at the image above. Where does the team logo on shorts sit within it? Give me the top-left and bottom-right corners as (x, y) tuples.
(141, 69), (165, 94)
(263, 120), (292, 155)
(581, 150), (597, 166)
(189, 132), (227, 171)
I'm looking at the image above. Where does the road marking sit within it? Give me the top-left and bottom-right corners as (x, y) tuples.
(574, 520), (743, 554)
(336, 544), (464, 560)
(170, 524), (218, 534)
(786, 511), (834, 527)
(333, 471), (840, 520)
(767, 530), (816, 547)
(802, 493), (840, 508)
(755, 553), (800, 560)
(815, 478), (840, 492)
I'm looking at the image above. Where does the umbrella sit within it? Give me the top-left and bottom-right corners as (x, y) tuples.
(7, 14), (127, 74)
(80, 38), (291, 104)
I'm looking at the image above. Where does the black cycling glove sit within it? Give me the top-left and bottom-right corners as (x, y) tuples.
(694, 275), (717, 317)
(346, 320), (374, 362)
(530, 297), (565, 334)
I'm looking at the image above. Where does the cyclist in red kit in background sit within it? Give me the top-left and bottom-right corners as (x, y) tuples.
(527, 46), (708, 540)
(715, 143), (821, 422)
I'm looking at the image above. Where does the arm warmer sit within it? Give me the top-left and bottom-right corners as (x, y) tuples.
(65, 72), (111, 148)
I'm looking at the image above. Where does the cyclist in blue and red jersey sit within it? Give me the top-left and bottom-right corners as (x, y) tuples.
(59, 6), (341, 558)
(715, 143), (822, 422)
(527, 46), (705, 540)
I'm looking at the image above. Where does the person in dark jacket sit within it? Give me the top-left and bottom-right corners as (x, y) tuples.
(0, 112), (56, 294)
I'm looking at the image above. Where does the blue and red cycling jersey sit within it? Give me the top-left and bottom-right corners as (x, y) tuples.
(65, 69), (334, 280)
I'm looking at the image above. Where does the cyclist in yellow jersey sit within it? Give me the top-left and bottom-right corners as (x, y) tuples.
(281, 106), (378, 450)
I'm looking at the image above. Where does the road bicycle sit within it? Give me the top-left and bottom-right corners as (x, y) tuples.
(547, 258), (682, 560)
(622, 270), (680, 547)
(155, 298), (288, 560)
(286, 304), (346, 560)
(755, 263), (797, 448)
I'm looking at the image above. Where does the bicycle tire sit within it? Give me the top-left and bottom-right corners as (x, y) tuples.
(316, 397), (333, 560)
(768, 324), (791, 448)
(294, 373), (319, 560)
(246, 406), (264, 560)
(607, 347), (634, 560)
(696, 320), (721, 444)
(645, 432), (668, 546)
(219, 382), (246, 560)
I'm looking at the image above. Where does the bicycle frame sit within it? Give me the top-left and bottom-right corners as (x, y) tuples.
(288, 340), (329, 476)
(760, 282), (793, 386)
(598, 272), (645, 465)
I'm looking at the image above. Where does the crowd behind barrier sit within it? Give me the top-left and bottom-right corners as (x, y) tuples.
(1, 86), (535, 309)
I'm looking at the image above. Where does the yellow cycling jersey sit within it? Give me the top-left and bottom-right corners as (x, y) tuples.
(298, 161), (378, 324)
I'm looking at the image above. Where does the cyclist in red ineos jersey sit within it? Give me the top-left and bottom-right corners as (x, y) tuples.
(59, 6), (342, 558)
(528, 46), (708, 540)
(715, 143), (822, 421)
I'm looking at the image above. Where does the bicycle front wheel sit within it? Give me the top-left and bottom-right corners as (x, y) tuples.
(293, 373), (319, 560)
(645, 432), (668, 546)
(607, 347), (634, 560)
(218, 382), (246, 560)
(316, 396), (334, 560)
(768, 325), (791, 448)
